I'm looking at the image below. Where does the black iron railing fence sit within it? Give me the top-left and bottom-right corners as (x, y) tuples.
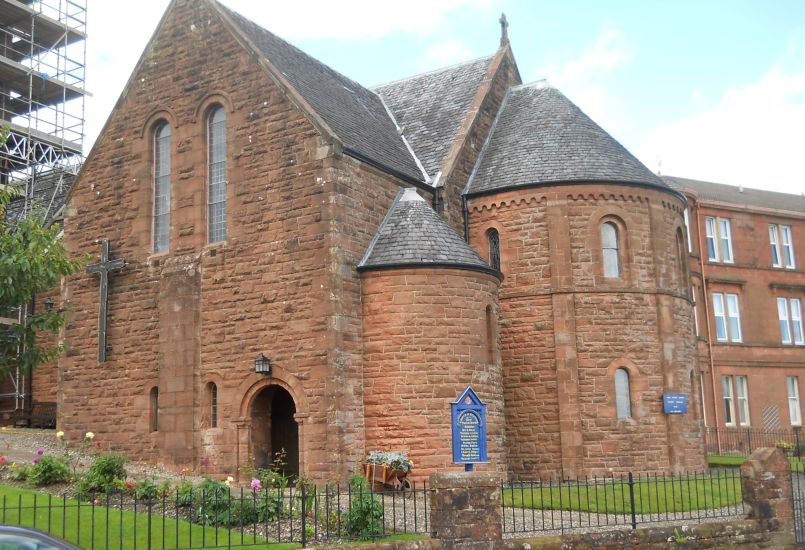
(501, 470), (746, 535)
(0, 481), (432, 549)
(705, 427), (805, 457)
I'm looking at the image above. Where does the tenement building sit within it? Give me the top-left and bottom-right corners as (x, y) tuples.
(666, 176), (805, 447)
(44, 0), (706, 481)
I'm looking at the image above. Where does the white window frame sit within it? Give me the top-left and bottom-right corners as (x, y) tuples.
(722, 376), (735, 426)
(683, 208), (692, 253)
(713, 292), (742, 343)
(782, 225), (796, 269)
(735, 375), (750, 426)
(770, 224), (796, 269)
(705, 216), (734, 263)
(788, 376), (802, 427)
(692, 287), (699, 337)
(770, 224), (782, 267)
(779, 297), (804, 346)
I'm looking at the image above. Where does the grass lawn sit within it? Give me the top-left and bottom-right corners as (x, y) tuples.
(708, 454), (805, 472)
(502, 474), (743, 514)
(0, 485), (300, 549)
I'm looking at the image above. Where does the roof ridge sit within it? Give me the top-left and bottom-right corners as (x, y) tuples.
(213, 1), (370, 96)
(663, 175), (805, 198)
(510, 78), (551, 92)
(371, 54), (495, 89)
(358, 188), (405, 268)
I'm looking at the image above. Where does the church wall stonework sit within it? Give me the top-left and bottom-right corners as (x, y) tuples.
(59, 0), (352, 479)
(361, 268), (505, 480)
(468, 185), (706, 478)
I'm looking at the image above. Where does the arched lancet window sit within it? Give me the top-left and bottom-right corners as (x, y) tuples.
(153, 123), (171, 253)
(209, 382), (218, 428)
(149, 387), (159, 432)
(601, 221), (621, 279)
(208, 106), (227, 243)
(485, 305), (495, 364)
(487, 228), (500, 271)
(615, 368), (631, 419)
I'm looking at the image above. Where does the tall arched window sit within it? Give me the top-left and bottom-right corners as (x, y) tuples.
(208, 106), (227, 243)
(209, 382), (218, 428)
(487, 228), (500, 271)
(153, 123), (171, 253)
(149, 387), (159, 432)
(615, 368), (631, 419)
(676, 228), (688, 288)
(601, 222), (621, 279)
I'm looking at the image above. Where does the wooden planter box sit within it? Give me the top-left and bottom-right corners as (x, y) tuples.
(362, 463), (409, 493)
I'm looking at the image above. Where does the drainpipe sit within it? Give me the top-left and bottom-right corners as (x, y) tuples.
(695, 198), (721, 454)
(462, 194), (470, 243)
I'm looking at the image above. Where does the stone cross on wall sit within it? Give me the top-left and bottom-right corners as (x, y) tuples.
(86, 239), (126, 362)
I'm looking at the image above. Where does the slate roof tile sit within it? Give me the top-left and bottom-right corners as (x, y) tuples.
(215, 2), (425, 182)
(374, 56), (494, 176)
(359, 188), (495, 274)
(467, 82), (668, 195)
(662, 176), (805, 215)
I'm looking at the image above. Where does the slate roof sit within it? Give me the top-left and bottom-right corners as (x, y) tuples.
(466, 82), (668, 196)
(214, 2), (425, 182)
(374, 56), (494, 177)
(663, 176), (805, 215)
(3, 169), (76, 228)
(359, 188), (497, 275)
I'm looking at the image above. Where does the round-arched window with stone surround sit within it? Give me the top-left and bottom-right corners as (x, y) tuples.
(207, 382), (218, 428)
(601, 221), (621, 279)
(615, 368), (631, 419)
(149, 386), (159, 432)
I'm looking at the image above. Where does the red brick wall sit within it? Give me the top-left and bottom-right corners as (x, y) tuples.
(686, 193), (805, 432)
(468, 184), (705, 478)
(361, 268), (504, 480)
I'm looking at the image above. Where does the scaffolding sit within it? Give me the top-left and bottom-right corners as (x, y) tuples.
(0, 0), (86, 416)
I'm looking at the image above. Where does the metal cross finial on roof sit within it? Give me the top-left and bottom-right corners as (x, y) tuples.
(499, 13), (509, 47)
(86, 239), (126, 363)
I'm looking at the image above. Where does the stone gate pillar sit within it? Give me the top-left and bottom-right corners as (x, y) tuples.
(430, 472), (502, 550)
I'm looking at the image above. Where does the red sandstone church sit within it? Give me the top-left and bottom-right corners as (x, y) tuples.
(48, 0), (709, 481)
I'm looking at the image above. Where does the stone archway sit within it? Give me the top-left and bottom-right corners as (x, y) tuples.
(249, 385), (299, 477)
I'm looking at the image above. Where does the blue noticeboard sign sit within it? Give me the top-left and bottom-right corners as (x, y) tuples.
(451, 387), (488, 466)
(663, 393), (689, 414)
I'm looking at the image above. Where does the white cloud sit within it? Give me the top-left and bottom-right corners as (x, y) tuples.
(637, 66), (805, 194)
(541, 27), (635, 134)
(222, 0), (492, 40)
(418, 39), (477, 71)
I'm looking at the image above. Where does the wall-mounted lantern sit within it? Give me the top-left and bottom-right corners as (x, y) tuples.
(255, 353), (271, 375)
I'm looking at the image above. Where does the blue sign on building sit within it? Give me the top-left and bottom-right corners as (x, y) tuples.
(663, 393), (689, 414)
(451, 387), (488, 470)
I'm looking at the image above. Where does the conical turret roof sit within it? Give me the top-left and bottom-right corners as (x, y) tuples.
(359, 188), (498, 276)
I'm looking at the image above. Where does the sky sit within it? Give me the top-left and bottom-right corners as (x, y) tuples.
(84, 0), (805, 195)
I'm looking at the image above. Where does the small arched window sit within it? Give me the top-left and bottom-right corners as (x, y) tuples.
(208, 106), (227, 243)
(615, 368), (631, 419)
(487, 228), (500, 271)
(209, 382), (218, 428)
(601, 222), (621, 279)
(149, 386), (159, 432)
(153, 123), (171, 253)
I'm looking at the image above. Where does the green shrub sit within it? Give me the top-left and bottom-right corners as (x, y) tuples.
(187, 479), (282, 527)
(10, 464), (32, 482)
(344, 475), (383, 539)
(83, 454), (127, 493)
(28, 455), (70, 486)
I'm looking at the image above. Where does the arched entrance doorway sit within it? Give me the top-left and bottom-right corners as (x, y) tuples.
(250, 385), (299, 477)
